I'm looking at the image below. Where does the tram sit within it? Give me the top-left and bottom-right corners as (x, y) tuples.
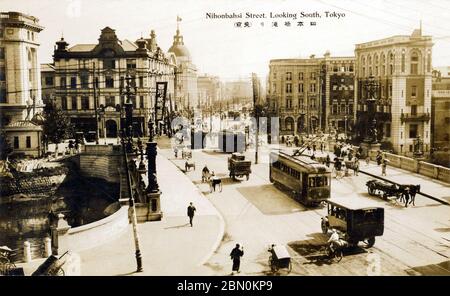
(269, 151), (331, 206)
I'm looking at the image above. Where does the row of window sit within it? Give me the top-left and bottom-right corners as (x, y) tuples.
(272, 161), (301, 180)
(60, 95), (146, 110)
(283, 72), (316, 81)
(284, 97), (319, 109)
(283, 83), (317, 93)
(58, 75), (145, 89)
(361, 51), (431, 76)
(13, 136), (32, 149)
(331, 104), (354, 115)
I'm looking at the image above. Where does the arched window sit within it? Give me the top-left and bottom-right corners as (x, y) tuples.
(381, 53), (386, 76)
(361, 56), (366, 77)
(411, 51), (419, 75)
(285, 117), (294, 132)
(389, 53), (394, 75)
(374, 54), (379, 76)
(401, 50), (406, 73)
(368, 55), (372, 76)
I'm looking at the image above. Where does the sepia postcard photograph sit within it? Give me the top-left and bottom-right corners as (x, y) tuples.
(0, 0), (449, 282)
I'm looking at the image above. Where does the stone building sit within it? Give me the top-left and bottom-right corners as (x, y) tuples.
(40, 63), (55, 105)
(268, 53), (355, 137)
(431, 67), (450, 149)
(355, 28), (433, 156)
(168, 23), (197, 112)
(0, 11), (45, 157)
(51, 27), (176, 139)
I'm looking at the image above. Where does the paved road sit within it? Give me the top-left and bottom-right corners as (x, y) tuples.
(160, 143), (450, 276)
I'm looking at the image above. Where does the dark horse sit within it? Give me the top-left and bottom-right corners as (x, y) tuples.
(398, 184), (420, 207)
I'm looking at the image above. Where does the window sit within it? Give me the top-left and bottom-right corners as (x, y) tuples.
(45, 76), (53, 85)
(127, 59), (137, 69)
(31, 32), (34, 41)
(411, 105), (417, 115)
(389, 85), (392, 97)
(411, 52), (419, 75)
(106, 96), (115, 107)
(61, 96), (67, 110)
(332, 104), (338, 114)
(26, 136), (31, 148)
(0, 86), (6, 103)
(139, 96), (144, 109)
(27, 31), (30, 40)
(333, 66), (338, 72)
(349, 65), (354, 72)
(411, 86), (417, 98)
(81, 96), (89, 110)
(286, 98), (292, 109)
(0, 66), (5, 81)
(348, 104), (353, 114)
(273, 72), (277, 79)
(286, 72), (292, 81)
(139, 76), (144, 88)
(299, 72), (303, 80)
(311, 72), (316, 80)
(390, 53), (394, 75)
(310, 83), (316, 93)
(401, 51), (405, 72)
(298, 83), (304, 93)
(104, 59), (115, 69)
(60, 77), (66, 89)
(14, 137), (19, 149)
(272, 83), (276, 93)
(105, 76), (114, 88)
(341, 104), (346, 114)
(131, 96), (137, 109)
(427, 52), (431, 72)
(285, 83), (292, 93)
(80, 73), (89, 89)
(0, 47), (4, 59)
(71, 96), (77, 110)
(409, 124), (418, 138)
(70, 77), (77, 89)
(385, 123), (391, 137)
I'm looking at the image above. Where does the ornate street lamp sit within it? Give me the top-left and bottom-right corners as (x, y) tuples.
(364, 75), (379, 144)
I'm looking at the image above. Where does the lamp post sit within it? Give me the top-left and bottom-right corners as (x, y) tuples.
(120, 72), (143, 273)
(344, 115), (347, 142)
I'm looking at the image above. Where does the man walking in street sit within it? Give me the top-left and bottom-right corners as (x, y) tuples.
(381, 160), (387, 176)
(187, 202), (196, 227)
(230, 243), (244, 275)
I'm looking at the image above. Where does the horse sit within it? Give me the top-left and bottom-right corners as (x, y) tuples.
(209, 174), (222, 193)
(202, 166), (211, 183)
(408, 185), (420, 206)
(397, 184), (420, 207)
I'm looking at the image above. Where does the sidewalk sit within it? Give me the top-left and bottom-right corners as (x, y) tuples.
(76, 147), (224, 275)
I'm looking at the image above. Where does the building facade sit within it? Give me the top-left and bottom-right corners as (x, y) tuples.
(197, 74), (222, 107)
(0, 11), (44, 157)
(355, 29), (433, 156)
(431, 67), (450, 149)
(51, 27), (176, 139)
(268, 53), (355, 137)
(168, 25), (197, 112)
(223, 80), (253, 111)
(40, 63), (55, 105)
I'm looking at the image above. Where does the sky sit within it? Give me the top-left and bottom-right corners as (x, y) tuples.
(2, 0), (450, 82)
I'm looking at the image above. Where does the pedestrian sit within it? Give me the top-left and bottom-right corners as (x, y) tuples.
(366, 155), (370, 165)
(376, 151), (382, 165)
(187, 202), (196, 227)
(312, 143), (316, 153)
(381, 160), (387, 176)
(230, 243), (244, 275)
(325, 154), (331, 167)
(320, 143), (324, 152)
(74, 142), (80, 154)
(311, 154), (316, 160)
(353, 157), (359, 176)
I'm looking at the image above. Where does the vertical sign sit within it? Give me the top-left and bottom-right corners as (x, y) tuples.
(155, 82), (168, 123)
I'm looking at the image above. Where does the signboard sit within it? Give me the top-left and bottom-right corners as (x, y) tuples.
(155, 82), (167, 123)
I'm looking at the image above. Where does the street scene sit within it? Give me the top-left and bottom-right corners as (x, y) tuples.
(0, 0), (450, 277)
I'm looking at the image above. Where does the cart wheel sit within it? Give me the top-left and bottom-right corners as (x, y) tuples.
(368, 187), (375, 195)
(321, 220), (328, 234)
(334, 249), (343, 262)
(246, 174), (249, 181)
(366, 237), (376, 248)
(57, 268), (65, 276)
(287, 260), (292, 273)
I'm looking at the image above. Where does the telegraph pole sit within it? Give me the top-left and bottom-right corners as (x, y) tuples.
(93, 62), (99, 144)
(252, 73), (259, 164)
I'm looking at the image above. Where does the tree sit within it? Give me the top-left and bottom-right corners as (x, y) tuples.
(0, 131), (13, 160)
(42, 102), (74, 154)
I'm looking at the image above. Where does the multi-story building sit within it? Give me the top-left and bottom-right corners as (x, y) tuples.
(197, 74), (222, 108)
(51, 26), (176, 138)
(268, 53), (355, 137)
(40, 63), (55, 105)
(431, 67), (450, 149)
(355, 28), (433, 156)
(0, 11), (45, 157)
(169, 24), (197, 111)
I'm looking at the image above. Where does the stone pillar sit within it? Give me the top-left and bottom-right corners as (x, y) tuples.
(44, 237), (52, 258)
(145, 140), (162, 221)
(23, 241), (31, 263)
(51, 213), (71, 255)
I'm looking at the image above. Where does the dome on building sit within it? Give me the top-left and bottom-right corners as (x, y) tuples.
(168, 28), (191, 61)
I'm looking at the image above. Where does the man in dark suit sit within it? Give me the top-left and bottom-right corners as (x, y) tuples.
(187, 202), (196, 227)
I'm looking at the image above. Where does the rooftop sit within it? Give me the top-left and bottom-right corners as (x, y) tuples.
(327, 197), (383, 210)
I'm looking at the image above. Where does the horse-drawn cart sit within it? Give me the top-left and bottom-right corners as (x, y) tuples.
(366, 179), (402, 200)
(228, 153), (251, 181)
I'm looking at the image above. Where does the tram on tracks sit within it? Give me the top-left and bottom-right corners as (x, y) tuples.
(269, 151), (331, 206)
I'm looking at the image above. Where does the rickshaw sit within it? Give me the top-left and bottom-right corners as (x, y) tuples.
(268, 244), (292, 273)
(0, 246), (16, 275)
(32, 251), (68, 276)
(321, 198), (384, 248)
